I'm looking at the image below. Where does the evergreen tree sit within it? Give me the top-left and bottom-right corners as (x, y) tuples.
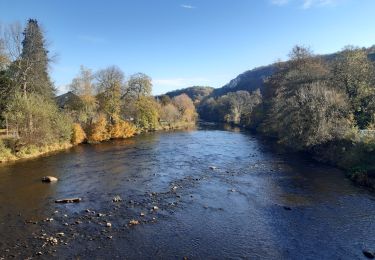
(17, 19), (55, 98)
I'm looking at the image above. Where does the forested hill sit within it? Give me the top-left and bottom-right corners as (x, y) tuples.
(160, 47), (375, 102)
(161, 86), (214, 104)
(210, 46), (375, 98)
(211, 65), (276, 97)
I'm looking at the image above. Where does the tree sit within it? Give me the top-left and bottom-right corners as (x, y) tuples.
(95, 66), (124, 123)
(160, 103), (180, 125)
(262, 46), (354, 149)
(263, 45), (330, 136)
(125, 73), (152, 99)
(240, 89), (263, 127)
(159, 95), (171, 106)
(172, 94), (197, 123)
(134, 96), (159, 130)
(271, 82), (352, 150)
(69, 66), (98, 124)
(331, 46), (375, 128)
(221, 91), (258, 125)
(4, 93), (72, 145)
(10, 19), (55, 99)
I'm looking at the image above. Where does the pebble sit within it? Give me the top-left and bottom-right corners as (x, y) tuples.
(129, 220), (140, 226)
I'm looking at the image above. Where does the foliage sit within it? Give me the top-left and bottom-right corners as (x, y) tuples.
(87, 114), (110, 143)
(4, 93), (73, 145)
(160, 103), (180, 125)
(199, 90), (262, 126)
(0, 139), (14, 162)
(95, 66), (124, 123)
(69, 66), (98, 124)
(9, 19), (55, 99)
(268, 82), (352, 149)
(71, 123), (86, 145)
(110, 120), (136, 139)
(163, 86), (214, 104)
(331, 46), (375, 128)
(259, 46), (354, 150)
(125, 73), (152, 99)
(172, 94), (197, 123)
(134, 96), (160, 130)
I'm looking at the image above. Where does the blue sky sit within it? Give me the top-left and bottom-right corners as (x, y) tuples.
(0, 0), (374, 95)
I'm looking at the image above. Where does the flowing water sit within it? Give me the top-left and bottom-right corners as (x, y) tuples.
(1, 124), (375, 259)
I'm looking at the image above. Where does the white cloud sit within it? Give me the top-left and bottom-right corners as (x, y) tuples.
(180, 4), (196, 9)
(270, 0), (344, 9)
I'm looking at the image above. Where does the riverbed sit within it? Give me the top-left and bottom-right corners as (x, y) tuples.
(1, 124), (375, 259)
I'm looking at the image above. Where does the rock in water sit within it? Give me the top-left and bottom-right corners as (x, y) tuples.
(42, 176), (58, 183)
(363, 250), (375, 259)
(112, 195), (122, 202)
(55, 198), (81, 203)
(128, 219), (140, 226)
(209, 166), (217, 170)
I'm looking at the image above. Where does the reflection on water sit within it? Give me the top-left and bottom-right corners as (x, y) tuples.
(1, 125), (375, 259)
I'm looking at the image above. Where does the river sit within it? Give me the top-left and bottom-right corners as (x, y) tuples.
(1, 124), (375, 259)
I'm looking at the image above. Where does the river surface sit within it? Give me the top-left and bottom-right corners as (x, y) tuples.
(1, 124), (375, 259)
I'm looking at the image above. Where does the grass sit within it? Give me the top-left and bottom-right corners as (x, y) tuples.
(0, 140), (73, 163)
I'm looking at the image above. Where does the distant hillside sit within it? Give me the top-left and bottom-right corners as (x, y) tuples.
(209, 45), (375, 98)
(162, 86), (214, 104)
(211, 65), (276, 97)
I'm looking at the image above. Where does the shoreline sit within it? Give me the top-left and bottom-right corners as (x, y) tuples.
(0, 122), (197, 165)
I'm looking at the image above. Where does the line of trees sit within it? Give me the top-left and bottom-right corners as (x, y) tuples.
(199, 45), (375, 185)
(0, 19), (197, 161)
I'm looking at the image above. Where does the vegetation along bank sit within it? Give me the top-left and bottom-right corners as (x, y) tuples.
(0, 19), (197, 163)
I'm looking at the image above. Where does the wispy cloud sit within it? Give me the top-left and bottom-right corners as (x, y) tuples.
(270, 0), (344, 9)
(180, 4), (196, 9)
(77, 35), (107, 44)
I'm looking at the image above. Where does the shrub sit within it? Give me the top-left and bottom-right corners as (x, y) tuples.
(87, 114), (110, 143)
(0, 139), (14, 162)
(110, 120), (136, 139)
(347, 166), (371, 187)
(71, 123), (86, 145)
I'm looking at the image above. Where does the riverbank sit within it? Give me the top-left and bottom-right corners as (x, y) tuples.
(0, 122), (197, 164)
(0, 141), (73, 164)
